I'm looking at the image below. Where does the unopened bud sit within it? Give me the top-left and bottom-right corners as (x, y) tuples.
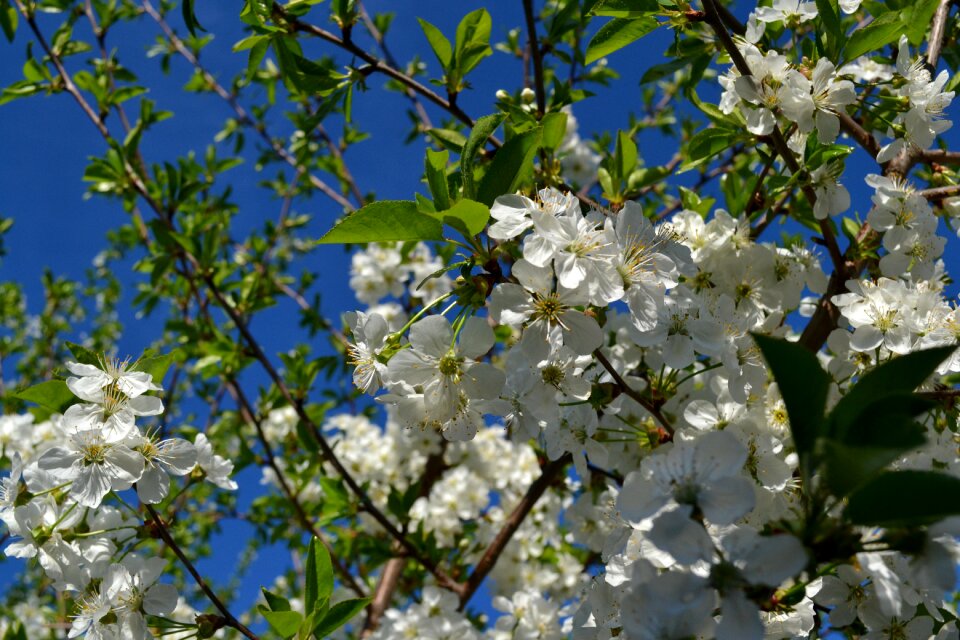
(520, 87), (536, 104)
(495, 89), (510, 101)
(196, 614), (227, 639)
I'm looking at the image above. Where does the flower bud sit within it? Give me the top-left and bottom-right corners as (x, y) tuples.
(520, 87), (536, 104)
(495, 89), (510, 101)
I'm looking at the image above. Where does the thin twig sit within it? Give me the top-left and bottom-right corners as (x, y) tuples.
(926, 0), (953, 68)
(145, 504), (259, 639)
(456, 454), (572, 610)
(522, 0), (547, 118)
(594, 349), (673, 436)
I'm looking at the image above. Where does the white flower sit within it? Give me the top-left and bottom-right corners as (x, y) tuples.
(37, 430), (144, 508)
(810, 160), (851, 220)
(754, 0), (817, 24)
(344, 310), (390, 394)
(194, 433), (238, 490)
(130, 434), (197, 504)
(65, 358), (161, 400)
(618, 430), (755, 525)
(385, 315), (504, 426)
(488, 188), (579, 241)
(62, 386), (163, 443)
(489, 259), (602, 355)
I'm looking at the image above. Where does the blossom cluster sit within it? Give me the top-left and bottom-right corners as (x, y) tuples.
(0, 359), (238, 639)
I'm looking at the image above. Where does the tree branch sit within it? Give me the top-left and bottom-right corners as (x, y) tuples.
(522, 0), (547, 118)
(145, 504), (259, 640)
(456, 454), (572, 610)
(594, 349), (674, 436)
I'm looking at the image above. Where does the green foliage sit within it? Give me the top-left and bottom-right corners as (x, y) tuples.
(317, 201), (444, 244)
(585, 17), (659, 64)
(756, 337), (960, 525)
(418, 9), (492, 93)
(476, 128), (542, 206)
(842, 11), (904, 62)
(12, 380), (74, 414)
(461, 113), (505, 200)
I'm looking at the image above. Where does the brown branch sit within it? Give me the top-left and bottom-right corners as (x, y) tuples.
(594, 349), (674, 436)
(361, 451), (448, 636)
(926, 0), (954, 68)
(919, 184), (960, 200)
(145, 504), (259, 640)
(522, 0), (547, 118)
(284, 10), (500, 147)
(226, 380), (368, 598)
(921, 149), (960, 165)
(456, 454), (572, 610)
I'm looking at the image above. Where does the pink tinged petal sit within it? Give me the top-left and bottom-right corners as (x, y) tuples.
(408, 315), (453, 357)
(127, 395), (164, 416)
(143, 583), (178, 616)
(717, 591), (764, 640)
(648, 507), (714, 564)
(136, 464), (170, 504)
(458, 316), (495, 358)
(700, 477), (756, 524)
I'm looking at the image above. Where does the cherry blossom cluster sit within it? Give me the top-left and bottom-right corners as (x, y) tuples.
(0, 360), (238, 639)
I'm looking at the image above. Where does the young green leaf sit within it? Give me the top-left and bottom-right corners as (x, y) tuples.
(846, 471), (960, 527)
(305, 537), (334, 614)
(540, 112), (568, 152)
(181, 0), (205, 37)
(461, 113), (505, 200)
(424, 148), (451, 211)
(132, 353), (175, 386)
(14, 380), (75, 413)
(476, 128), (542, 207)
(585, 17), (659, 65)
(313, 597), (373, 638)
(0, 0), (17, 43)
(453, 9), (492, 77)
(261, 587), (292, 612)
(417, 18), (452, 70)
(842, 11), (904, 62)
(261, 609), (303, 639)
(317, 201), (445, 244)
(66, 341), (100, 366)
(427, 199), (489, 237)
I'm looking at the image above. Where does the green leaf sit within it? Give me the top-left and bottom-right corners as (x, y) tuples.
(424, 148), (451, 211)
(66, 341), (100, 366)
(752, 335), (831, 479)
(588, 0), (660, 17)
(14, 380), (75, 413)
(181, 0), (205, 37)
(903, 0), (941, 45)
(261, 609), (303, 638)
(814, 0), (841, 57)
(846, 471), (960, 527)
(476, 128), (542, 207)
(313, 597), (372, 638)
(428, 128), (468, 153)
(843, 12), (904, 62)
(461, 113), (505, 200)
(585, 17), (659, 65)
(417, 18), (452, 69)
(680, 127), (738, 171)
(428, 199), (489, 236)
(613, 130), (638, 184)
(453, 9), (492, 77)
(317, 201), (444, 244)
(133, 353), (175, 386)
(2, 623), (26, 640)
(540, 112), (568, 151)
(305, 537), (334, 614)
(828, 346), (956, 438)
(0, 0), (17, 43)
(261, 588), (292, 612)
